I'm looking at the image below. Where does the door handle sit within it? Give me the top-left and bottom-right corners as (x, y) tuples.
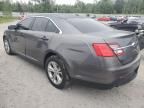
(40, 36), (49, 41)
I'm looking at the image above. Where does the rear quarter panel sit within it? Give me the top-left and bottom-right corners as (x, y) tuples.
(47, 34), (105, 78)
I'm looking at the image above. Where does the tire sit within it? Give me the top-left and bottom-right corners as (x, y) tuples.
(45, 55), (69, 89)
(3, 37), (13, 55)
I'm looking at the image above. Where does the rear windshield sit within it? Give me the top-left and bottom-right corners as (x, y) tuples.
(67, 18), (113, 33)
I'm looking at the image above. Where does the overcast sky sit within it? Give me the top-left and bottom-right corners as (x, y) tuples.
(13, 0), (95, 5)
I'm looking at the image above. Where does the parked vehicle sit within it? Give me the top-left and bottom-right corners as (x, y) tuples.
(137, 30), (144, 50)
(109, 21), (138, 32)
(136, 23), (144, 50)
(18, 15), (26, 20)
(109, 17), (144, 32)
(109, 16), (117, 21)
(97, 17), (111, 21)
(3, 14), (140, 89)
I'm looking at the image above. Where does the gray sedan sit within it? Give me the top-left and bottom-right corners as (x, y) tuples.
(3, 14), (140, 89)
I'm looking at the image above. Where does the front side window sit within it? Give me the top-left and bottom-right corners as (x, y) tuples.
(46, 20), (60, 33)
(32, 17), (49, 31)
(19, 17), (34, 29)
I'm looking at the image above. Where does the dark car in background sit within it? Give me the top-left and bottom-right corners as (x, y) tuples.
(109, 17), (144, 32)
(3, 14), (140, 89)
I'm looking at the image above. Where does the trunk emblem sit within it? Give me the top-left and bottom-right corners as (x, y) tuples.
(131, 42), (136, 47)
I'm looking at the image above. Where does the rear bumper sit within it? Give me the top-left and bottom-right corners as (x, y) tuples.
(112, 67), (138, 87)
(105, 54), (140, 86)
(74, 54), (140, 87)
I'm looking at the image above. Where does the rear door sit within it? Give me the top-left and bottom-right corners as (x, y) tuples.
(25, 17), (49, 61)
(26, 17), (60, 62)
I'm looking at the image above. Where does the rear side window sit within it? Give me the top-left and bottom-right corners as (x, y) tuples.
(19, 17), (34, 29)
(67, 18), (113, 33)
(32, 17), (49, 31)
(46, 20), (60, 33)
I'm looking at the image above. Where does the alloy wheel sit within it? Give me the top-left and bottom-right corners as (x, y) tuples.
(4, 40), (10, 53)
(47, 61), (63, 85)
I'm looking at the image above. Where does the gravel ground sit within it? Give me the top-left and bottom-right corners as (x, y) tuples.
(0, 22), (144, 108)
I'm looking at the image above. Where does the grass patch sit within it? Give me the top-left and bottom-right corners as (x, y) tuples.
(0, 16), (17, 24)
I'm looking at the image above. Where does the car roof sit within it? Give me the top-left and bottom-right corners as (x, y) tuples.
(26, 13), (88, 34)
(29, 13), (86, 20)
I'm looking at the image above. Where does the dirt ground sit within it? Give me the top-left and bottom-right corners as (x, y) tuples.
(0, 22), (144, 108)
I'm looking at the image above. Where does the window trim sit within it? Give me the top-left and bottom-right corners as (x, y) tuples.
(48, 17), (62, 34)
(31, 16), (62, 34)
(18, 17), (35, 30)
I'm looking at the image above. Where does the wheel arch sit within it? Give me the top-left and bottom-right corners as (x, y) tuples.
(3, 34), (10, 42)
(3, 35), (7, 40)
(43, 50), (71, 79)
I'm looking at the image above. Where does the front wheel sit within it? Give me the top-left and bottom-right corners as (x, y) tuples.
(45, 55), (69, 89)
(3, 38), (13, 55)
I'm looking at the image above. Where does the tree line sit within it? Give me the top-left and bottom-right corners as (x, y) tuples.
(0, 0), (144, 15)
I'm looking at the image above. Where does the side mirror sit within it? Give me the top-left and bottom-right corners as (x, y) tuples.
(8, 25), (17, 30)
(16, 24), (30, 30)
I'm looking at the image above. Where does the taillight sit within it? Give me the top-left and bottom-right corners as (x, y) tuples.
(109, 44), (124, 56)
(92, 43), (124, 57)
(92, 43), (115, 57)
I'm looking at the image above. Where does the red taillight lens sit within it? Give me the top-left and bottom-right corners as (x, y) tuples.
(92, 43), (115, 57)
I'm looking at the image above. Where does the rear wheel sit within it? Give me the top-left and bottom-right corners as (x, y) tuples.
(3, 38), (13, 55)
(45, 55), (69, 89)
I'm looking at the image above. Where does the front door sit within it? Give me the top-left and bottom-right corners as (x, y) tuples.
(12, 17), (35, 55)
(12, 30), (25, 55)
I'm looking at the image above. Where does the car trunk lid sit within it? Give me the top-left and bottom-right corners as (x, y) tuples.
(104, 32), (139, 65)
(88, 30), (140, 65)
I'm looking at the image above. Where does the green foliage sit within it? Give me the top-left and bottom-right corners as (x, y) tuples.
(114, 0), (124, 13)
(96, 0), (113, 14)
(2, 0), (12, 16)
(123, 0), (144, 14)
(0, 16), (17, 23)
(2, 0), (144, 14)
(0, 1), (3, 11)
